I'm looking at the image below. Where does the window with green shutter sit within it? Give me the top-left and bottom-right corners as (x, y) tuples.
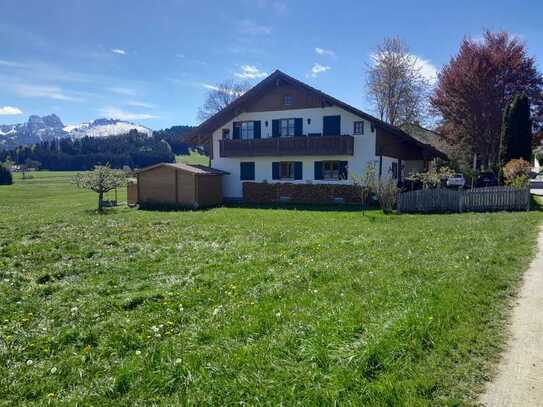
(314, 160), (348, 180)
(272, 161), (303, 180)
(240, 162), (255, 181)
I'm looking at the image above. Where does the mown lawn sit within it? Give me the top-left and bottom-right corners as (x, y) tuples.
(176, 150), (209, 166)
(0, 172), (541, 406)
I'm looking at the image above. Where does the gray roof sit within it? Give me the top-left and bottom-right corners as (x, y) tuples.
(138, 162), (229, 175)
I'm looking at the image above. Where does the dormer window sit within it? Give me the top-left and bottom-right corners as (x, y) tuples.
(283, 94), (293, 106)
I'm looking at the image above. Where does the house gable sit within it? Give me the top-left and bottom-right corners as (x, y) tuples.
(186, 70), (447, 161)
(245, 82), (327, 113)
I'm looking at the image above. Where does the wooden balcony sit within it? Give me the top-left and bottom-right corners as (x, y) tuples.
(219, 135), (354, 157)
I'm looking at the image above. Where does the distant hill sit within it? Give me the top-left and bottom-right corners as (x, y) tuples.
(0, 129), (175, 171)
(0, 114), (152, 150)
(153, 125), (195, 155)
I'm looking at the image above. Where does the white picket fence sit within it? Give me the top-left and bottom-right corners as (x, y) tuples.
(397, 186), (531, 213)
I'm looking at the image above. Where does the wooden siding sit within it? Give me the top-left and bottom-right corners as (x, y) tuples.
(176, 171), (196, 206)
(376, 128), (427, 160)
(127, 182), (138, 206)
(245, 82), (327, 112)
(136, 164), (223, 208)
(137, 166), (177, 204)
(219, 135), (354, 157)
(398, 186), (530, 213)
(196, 175), (223, 207)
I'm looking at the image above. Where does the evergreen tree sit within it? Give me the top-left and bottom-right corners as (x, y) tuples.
(0, 165), (13, 185)
(502, 94), (533, 162)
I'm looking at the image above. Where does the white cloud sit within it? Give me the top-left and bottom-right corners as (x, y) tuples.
(109, 87), (137, 96)
(15, 84), (82, 101)
(127, 101), (157, 109)
(238, 19), (271, 35)
(234, 65), (267, 79)
(315, 47), (336, 57)
(0, 59), (28, 68)
(309, 63), (331, 78)
(412, 55), (438, 84)
(0, 106), (23, 115)
(111, 48), (126, 55)
(202, 83), (245, 97)
(100, 106), (158, 121)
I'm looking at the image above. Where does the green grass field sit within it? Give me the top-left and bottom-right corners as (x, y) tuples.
(176, 150), (209, 166)
(0, 172), (541, 405)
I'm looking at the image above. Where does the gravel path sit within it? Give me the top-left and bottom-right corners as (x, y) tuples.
(480, 228), (543, 406)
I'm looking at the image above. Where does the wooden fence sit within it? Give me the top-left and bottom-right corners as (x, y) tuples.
(397, 186), (530, 213)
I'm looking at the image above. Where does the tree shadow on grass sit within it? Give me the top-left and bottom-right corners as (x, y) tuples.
(223, 202), (382, 213)
(530, 194), (543, 211)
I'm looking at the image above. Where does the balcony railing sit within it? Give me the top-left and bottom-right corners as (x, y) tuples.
(219, 135), (354, 157)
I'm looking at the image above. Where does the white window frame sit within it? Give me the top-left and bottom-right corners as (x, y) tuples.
(279, 161), (295, 180)
(279, 118), (295, 137)
(322, 160), (348, 181)
(240, 121), (254, 139)
(353, 121), (364, 135)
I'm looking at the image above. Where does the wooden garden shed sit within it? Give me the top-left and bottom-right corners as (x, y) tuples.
(135, 163), (227, 208)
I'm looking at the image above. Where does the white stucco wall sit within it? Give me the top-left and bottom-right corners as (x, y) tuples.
(210, 106), (414, 198)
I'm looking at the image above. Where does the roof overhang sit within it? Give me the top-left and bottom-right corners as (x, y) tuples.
(185, 70), (447, 161)
(137, 162), (229, 176)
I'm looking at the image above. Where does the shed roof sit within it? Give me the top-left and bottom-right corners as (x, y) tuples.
(138, 162), (229, 175)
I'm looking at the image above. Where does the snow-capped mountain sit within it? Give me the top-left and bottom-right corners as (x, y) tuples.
(66, 118), (152, 139)
(0, 114), (152, 149)
(0, 114), (66, 148)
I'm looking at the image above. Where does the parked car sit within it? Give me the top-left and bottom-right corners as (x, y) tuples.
(475, 171), (498, 188)
(446, 173), (466, 189)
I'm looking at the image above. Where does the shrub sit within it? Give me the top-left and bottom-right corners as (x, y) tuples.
(503, 159), (531, 188)
(376, 177), (399, 214)
(0, 165), (13, 185)
(406, 166), (455, 189)
(353, 162), (399, 214)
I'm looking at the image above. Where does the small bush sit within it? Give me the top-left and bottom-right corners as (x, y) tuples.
(377, 177), (399, 214)
(503, 159), (531, 188)
(406, 166), (456, 189)
(0, 166), (13, 185)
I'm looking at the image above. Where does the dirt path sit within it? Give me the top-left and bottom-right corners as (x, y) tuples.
(480, 228), (543, 406)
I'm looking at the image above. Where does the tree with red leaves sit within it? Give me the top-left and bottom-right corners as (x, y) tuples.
(431, 31), (543, 170)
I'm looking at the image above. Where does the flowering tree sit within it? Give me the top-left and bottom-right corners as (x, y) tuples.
(431, 31), (543, 169)
(72, 165), (126, 211)
(503, 159), (531, 188)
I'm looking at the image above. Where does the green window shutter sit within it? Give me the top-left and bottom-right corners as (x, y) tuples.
(240, 162), (255, 181)
(272, 120), (280, 138)
(253, 121), (261, 139)
(323, 115), (341, 136)
(233, 122), (240, 139)
(294, 118), (303, 136)
(314, 161), (323, 180)
(294, 162), (303, 180)
(339, 161), (348, 180)
(272, 162), (280, 180)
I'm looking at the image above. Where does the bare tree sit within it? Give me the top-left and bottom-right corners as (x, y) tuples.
(197, 80), (250, 121)
(367, 37), (430, 126)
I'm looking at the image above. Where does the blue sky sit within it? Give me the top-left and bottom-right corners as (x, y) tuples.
(1, 0), (542, 129)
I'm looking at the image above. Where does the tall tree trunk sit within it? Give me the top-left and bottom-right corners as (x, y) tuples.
(98, 191), (104, 211)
